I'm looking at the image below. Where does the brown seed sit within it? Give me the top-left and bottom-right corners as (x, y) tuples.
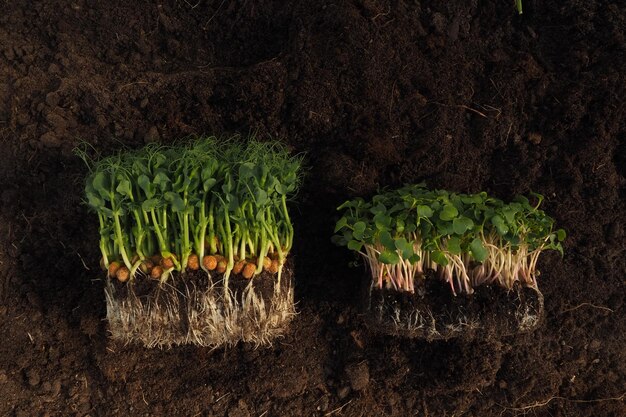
(203, 255), (217, 271)
(233, 260), (245, 275)
(116, 266), (130, 283)
(150, 265), (163, 279)
(242, 263), (256, 279)
(151, 254), (162, 265)
(262, 256), (272, 271)
(161, 256), (175, 269)
(269, 259), (279, 274)
(108, 261), (121, 278)
(139, 260), (153, 274)
(216, 260), (227, 274)
(187, 254), (200, 271)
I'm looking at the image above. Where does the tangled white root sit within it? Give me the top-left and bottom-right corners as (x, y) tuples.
(105, 273), (295, 349)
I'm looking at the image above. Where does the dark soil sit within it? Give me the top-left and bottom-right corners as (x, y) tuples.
(0, 1), (624, 416)
(367, 280), (544, 341)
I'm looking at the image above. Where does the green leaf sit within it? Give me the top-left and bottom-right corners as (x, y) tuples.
(447, 236), (461, 255)
(164, 192), (185, 212)
(86, 192), (104, 209)
(331, 235), (347, 246)
(334, 217), (348, 233)
(417, 205), (433, 218)
(92, 172), (110, 199)
(116, 179), (132, 197)
(395, 218), (405, 234)
(452, 216), (474, 235)
(347, 240), (363, 251)
(238, 162), (255, 179)
(374, 212), (391, 231)
(394, 237), (414, 259)
(431, 250), (449, 266)
(380, 231), (396, 251)
(502, 206), (518, 224)
(353, 221), (366, 240)
(461, 194), (484, 204)
(275, 182), (289, 195)
(138, 174), (154, 198)
(254, 188), (268, 206)
(557, 229), (566, 242)
(141, 198), (160, 212)
(470, 238), (488, 262)
(408, 253), (421, 264)
(440, 204), (459, 221)
(202, 178), (217, 192)
(201, 163), (218, 182)
(394, 237), (409, 251)
(379, 250), (400, 265)
(491, 215), (509, 235)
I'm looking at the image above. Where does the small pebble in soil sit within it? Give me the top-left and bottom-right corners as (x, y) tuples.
(26, 368), (40, 386)
(337, 385), (351, 400)
(227, 399), (251, 417)
(144, 126), (160, 143)
(40, 131), (61, 148)
(528, 132), (542, 145)
(344, 361), (369, 391)
(589, 339), (601, 351)
(317, 395), (329, 412)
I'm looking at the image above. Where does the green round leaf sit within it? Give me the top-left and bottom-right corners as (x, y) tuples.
(470, 238), (488, 262)
(379, 250), (400, 265)
(347, 240), (363, 251)
(380, 231), (396, 251)
(446, 236), (461, 255)
(440, 204), (459, 221)
(431, 250), (449, 266)
(417, 205), (433, 218)
(334, 217), (348, 233)
(452, 216), (474, 235)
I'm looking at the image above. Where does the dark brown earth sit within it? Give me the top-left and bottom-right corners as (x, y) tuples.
(368, 279), (544, 341)
(0, 1), (624, 416)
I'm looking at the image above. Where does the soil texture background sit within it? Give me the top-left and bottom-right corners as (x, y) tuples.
(0, 1), (624, 416)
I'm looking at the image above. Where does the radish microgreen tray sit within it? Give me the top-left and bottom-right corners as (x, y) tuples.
(333, 184), (565, 295)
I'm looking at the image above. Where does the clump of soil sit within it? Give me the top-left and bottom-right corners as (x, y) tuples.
(105, 265), (294, 348)
(366, 278), (543, 341)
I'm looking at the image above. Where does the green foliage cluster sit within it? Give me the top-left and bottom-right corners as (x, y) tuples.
(333, 184), (564, 294)
(80, 137), (302, 282)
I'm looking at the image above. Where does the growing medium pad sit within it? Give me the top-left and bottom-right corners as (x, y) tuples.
(80, 137), (302, 347)
(105, 264), (295, 348)
(334, 184), (564, 339)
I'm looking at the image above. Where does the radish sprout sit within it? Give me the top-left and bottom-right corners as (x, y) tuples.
(333, 184), (565, 295)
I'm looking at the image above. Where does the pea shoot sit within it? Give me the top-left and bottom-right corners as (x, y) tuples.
(78, 137), (302, 347)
